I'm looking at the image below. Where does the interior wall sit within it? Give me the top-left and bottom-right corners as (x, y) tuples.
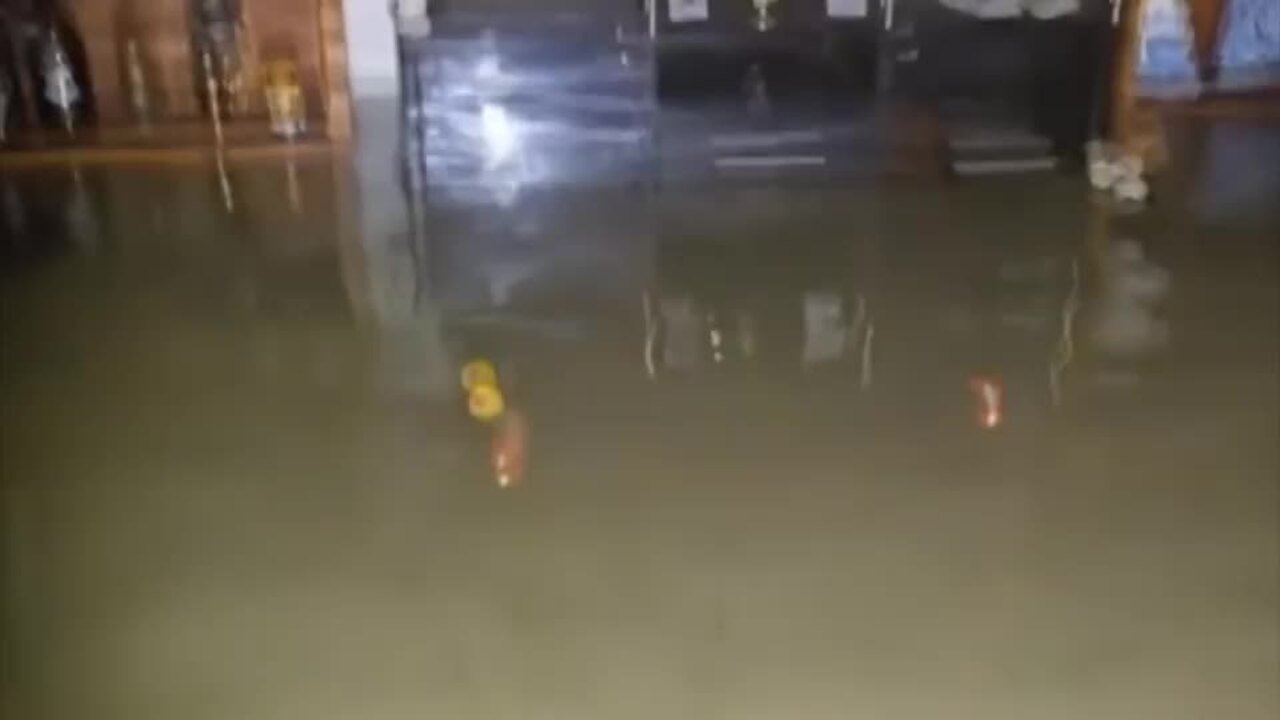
(341, 0), (399, 96)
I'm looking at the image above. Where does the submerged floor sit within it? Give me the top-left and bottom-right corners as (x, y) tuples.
(2, 120), (1278, 719)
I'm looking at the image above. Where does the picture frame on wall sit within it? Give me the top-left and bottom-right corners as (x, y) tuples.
(827, 0), (869, 19)
(669, 0), (709, 23)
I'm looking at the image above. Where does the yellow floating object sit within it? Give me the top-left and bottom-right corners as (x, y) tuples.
(460, 358), (499, 393)
(467, 384), (505, 422)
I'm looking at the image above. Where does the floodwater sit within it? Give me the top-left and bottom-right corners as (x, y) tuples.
(2, 120), (1278, 719)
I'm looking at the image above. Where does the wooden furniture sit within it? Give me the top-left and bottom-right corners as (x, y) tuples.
(9, 0), (350, 142)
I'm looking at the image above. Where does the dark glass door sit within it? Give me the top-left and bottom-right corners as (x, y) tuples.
(655, 0), (883, 105)
(885, 0), (1118, 167)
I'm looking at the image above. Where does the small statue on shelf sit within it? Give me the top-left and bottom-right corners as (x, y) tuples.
(38, 25), (81, 133)
(17, 3), (94, 134)
(191, 0), (247, 119)
(122, 39), (150, 126)
(116, 0), (158, 128)
(752, 0), (780, 31)
(0, 72), (11, 143)
(262, 59), (305, 139)
(0, 14), (17, 143)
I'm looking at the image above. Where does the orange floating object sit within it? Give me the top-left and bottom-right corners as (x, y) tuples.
(491, 409), (528, 488)
(969, 376), (1003, 430)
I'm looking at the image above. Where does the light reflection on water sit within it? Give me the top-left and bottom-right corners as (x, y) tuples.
(0, 120), (1275, 413)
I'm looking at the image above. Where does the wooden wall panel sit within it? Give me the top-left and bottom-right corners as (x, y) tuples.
(64, 0), (122, 121)
(317, 0), (351, 139)
(152, 0), (197, 118)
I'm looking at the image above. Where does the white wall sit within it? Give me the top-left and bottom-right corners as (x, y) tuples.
(342, 0), (400, 96)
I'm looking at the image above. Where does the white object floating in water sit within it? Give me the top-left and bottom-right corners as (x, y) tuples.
(1114, 173), (1150, 203)
(1118, 153), (1145, 178)
(1088, 159), (1120, 190)
(1086, 141), (1150, 204)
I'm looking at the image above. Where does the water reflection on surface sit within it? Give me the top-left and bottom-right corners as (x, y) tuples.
(1, 121), (1278, 719)
(1, 127), (1277, 459)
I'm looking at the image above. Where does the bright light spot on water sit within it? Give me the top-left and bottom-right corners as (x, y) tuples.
(481, 103), (518, 167)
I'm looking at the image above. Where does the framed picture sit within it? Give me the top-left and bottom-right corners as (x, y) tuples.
(669, 0), (709, 22)
(827, 0), (869, 18)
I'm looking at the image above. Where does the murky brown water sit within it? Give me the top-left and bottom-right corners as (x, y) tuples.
(2, 120), (1278, 719)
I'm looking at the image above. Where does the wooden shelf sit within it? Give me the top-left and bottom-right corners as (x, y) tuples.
(4, 0), (351, 142)
(0, 119), (333, 167)
(1139, 93), (1280, 123)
